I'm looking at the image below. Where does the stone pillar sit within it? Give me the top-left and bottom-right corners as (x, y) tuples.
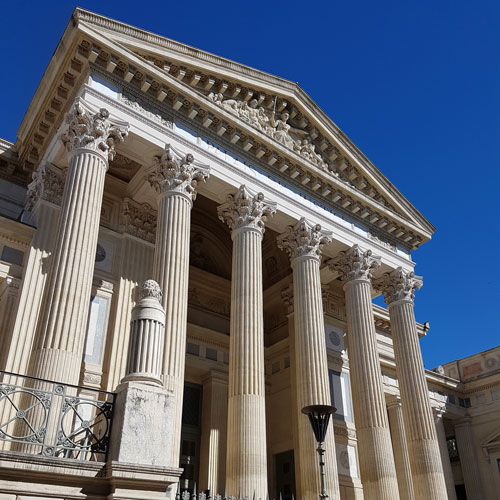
(2, 165), (64, 375)
(329, 245), (399, 499)
(374, 268), (447, 500)
(277, 218), (341, 500)
(29, 99), (128, 385)
(148, 144), (210, 466)
(199, 370), (228, 493)
(387, 397), (415, 500)
(454, 418), (485, 500)
(218, 185), (276, 499)
(433, 408), (457, 500)
(109, 280), (180, 480)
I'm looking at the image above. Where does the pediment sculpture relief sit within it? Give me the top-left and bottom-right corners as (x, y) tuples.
(208, 92), (328, 171)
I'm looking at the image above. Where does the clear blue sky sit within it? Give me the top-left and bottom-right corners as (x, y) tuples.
(2, 1), (498, 368)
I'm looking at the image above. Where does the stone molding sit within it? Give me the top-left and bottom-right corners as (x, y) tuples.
(217, 185), (276, 233)
(328, 244), (381, 283)
(121, 198), (157, 244)
(147, 144), (210, 200)
(277, 217), (332, 261)
(374, 267), (423, 305)
(61, 98), (129, 161)
(25, 163), (66, 211)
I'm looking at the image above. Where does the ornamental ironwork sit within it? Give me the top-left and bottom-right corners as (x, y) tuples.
(0, 371), (115, 461)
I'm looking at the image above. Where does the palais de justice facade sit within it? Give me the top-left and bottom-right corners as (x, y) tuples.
(0, 9), (499, 500)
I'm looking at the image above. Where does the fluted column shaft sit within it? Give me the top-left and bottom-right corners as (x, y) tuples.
(199, 371), (228, 493)
(226, 226), (267, 498)
(293, 256), (340, 499)
(387, 399), (416, 500)
(388, 299), (447, 499)
(28, 101), (128, 386)
(149, 144), (210, 467)
(219, 186), (275, 499)
(344, 280), (399, 498)
(330, 246), (399, 499)
(433, 410), (457, 500)
(454, 419), (485, 500)
(278, 218), (340, 500)
(153, 189), (192, 464)
(123, 280), (165, 386)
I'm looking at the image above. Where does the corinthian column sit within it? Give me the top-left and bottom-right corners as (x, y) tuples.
(218, 185), (276, 499)
(387, 397), (415, 500)
(148, 144), (210, 466)
(29, 99), (128, 385)
(277, 218), (340, 500)
(374, 268), (447, 500)
(329, 245), (399, 499)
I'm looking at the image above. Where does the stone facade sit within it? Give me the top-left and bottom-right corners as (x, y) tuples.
(0, 8), (497, 500)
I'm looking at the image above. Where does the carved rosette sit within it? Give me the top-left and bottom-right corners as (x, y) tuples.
(61, 98), (129, 161)
(139, 279), (162, 302)
(277, 217), (332, 261)
(122, 199), (157, 244)
(373, 267), (423, 305)
(328, 244), (381, 283)
(217, 185), (276, 233)
(147, 144), (210, 201)
(25, 164), (65, 210)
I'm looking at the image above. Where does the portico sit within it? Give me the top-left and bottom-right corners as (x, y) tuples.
(0, 8), (457, 500)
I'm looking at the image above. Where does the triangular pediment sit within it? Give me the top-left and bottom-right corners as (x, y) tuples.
(15, 8), (435, 251)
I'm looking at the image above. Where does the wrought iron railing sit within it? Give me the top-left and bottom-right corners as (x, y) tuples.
(0, 371), (115, 461)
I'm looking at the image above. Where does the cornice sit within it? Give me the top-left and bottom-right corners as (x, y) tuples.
(72, 8), (434, 236)
(15, 10), (433, 251)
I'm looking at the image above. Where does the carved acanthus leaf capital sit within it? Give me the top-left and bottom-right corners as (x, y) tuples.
(139, 280), (162, 303)
(26, 164), (65, 210)
(122, 199), (157, 244)
(373, 267), (423, 305)
(277, 217), (332, 261)
(61, 98), (129, 161)
(328, 244), (381, 283)
(147, 144), (210, 200)
(217, 185), (276, 233)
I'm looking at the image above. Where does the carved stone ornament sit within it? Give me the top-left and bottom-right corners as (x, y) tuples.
(119, 91), (173, 128)
(207, 93), (328, 170)
(122, 199), (157, 244)
(139, 279), (162, 302)
(25, 163), (65, 210)
(373, 267), (423, 305)
(61, 98), (129, 161)
(217, 185), (276, 233)
(328, 244), (381, 283)
(277, 217), (332, 261)
(147, 144), (210, 200)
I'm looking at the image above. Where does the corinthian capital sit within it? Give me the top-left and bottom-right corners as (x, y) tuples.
(25, 164), (66, 211)
(277, 217), (332, 261)
(61, 98), (129, 161)
(217, 185), (276, 233)
(328, 244), (381, 283)
(147, 144), (210, 200)
(373, 267), (423, 305)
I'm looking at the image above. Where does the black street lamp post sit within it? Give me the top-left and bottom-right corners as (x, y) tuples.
(301, 404), (336, 500)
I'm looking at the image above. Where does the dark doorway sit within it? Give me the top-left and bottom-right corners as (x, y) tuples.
(455, 484), (467, 500)
(275, 450), (296, 500)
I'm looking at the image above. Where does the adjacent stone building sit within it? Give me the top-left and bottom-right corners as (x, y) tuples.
(0, 9), (498, 500)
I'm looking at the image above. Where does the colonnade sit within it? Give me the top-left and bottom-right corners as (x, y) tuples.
(5, 98), (452, 499)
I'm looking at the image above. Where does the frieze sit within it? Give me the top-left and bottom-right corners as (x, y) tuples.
(25, 163), (65, 211)
(188, 287), (230, 317)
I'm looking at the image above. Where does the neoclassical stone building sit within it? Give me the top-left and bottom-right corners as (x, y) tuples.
(0, 9), (498, 500)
